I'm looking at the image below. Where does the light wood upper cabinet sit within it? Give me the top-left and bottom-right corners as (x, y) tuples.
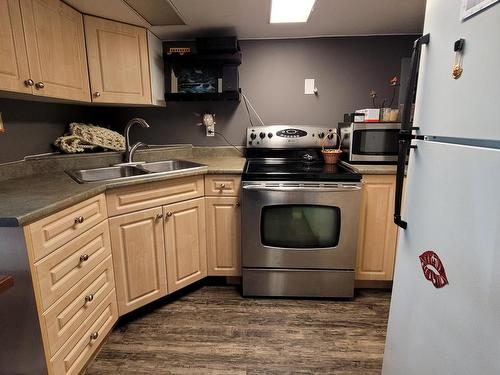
(206, 196), (241, 276)
(0, 0), (31, 94)
(164, 197), (207, 293)
(356, 175), (399, 281)
(109, 207), (167, 315)
(20, 0), (90, 102)
(84, 15), (152, 104)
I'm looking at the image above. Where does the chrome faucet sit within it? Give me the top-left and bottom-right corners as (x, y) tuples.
(124, 118), (150, 163)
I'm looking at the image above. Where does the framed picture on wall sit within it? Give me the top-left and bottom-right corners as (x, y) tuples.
(462, 0), (499, 20)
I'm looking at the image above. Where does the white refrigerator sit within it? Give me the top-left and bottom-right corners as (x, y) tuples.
(382, 1), (500, 374)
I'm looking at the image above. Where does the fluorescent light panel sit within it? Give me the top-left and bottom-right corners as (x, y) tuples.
(270, 0), (316, 23)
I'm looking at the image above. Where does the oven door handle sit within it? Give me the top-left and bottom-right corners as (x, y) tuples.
(242, 185), (361, 192)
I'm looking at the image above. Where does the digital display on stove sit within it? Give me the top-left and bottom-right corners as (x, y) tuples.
(276, 129), (307, 138)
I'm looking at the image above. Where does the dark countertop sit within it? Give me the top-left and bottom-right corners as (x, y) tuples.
(0, 156), (245, 227)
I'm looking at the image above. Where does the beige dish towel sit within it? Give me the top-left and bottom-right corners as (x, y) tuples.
(55, 123), (125, 153)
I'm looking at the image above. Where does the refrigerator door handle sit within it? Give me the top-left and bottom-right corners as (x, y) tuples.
(394, 33), (430, 229)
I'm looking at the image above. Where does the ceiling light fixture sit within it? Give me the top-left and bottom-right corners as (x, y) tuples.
(270, 0), (316, 23)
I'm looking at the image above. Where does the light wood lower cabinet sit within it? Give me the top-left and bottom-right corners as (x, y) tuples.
(355, 175), (399, 281)
(164, 197), (207, 293)
(109, 207), (167, 316)
(206, 196), (241, 276)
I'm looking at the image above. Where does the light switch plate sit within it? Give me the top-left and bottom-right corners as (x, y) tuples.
(206, 123), (214, 136)
(305, 79), (315, 95)
(0, 112), (4, 133)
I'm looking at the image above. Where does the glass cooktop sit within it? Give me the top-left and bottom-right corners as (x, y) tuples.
(243, 159), (361, 182)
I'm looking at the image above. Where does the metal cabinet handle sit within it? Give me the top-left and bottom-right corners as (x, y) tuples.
(155, 213), (163, 220)
(84, 294), (94, 303)
(75, 216), (84, 224)
(166, 211), (173, 217)
(24, 79), (34, 87)
(219, 183), (226, 189)
(90, 331), (99, 340)
(94, 92), (101, 97)
(235, 201), (240, 207)
(35, 81), (45, 89)
(79, 254), (89, 262)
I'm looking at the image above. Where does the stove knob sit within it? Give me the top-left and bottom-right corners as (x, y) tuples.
(259, 132), (266, 139)
(250, 133), (256, 140)
(327, 132), (334, 140)
(268, 133), (273, 138)
(318, 132), (325, 138)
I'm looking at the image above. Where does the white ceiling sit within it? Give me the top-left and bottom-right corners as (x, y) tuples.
(65, 0), (426, 40)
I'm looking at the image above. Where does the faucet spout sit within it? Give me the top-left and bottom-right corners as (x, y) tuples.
(124, 118), (150, 163)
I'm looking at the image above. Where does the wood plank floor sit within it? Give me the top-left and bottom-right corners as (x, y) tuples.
(86, 285), (391, 374)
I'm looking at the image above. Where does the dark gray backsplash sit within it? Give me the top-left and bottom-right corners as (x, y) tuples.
(0, 36), (415, 164)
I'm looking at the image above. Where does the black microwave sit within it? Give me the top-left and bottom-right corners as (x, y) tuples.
(338, 122), (401, 164)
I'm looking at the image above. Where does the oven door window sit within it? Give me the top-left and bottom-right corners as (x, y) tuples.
(352, 129), (399, 155)
(261, 205), (340, 249)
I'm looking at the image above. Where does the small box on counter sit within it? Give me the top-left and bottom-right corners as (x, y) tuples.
(354, 108), (380, 122)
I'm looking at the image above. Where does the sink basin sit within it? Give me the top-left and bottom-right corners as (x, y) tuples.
(66, 160), (206, 183)
(67, 165), (150, 183)
(136, 160), (204, 174)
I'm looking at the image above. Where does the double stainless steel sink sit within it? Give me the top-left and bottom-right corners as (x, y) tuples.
(66, 160), (206, 183)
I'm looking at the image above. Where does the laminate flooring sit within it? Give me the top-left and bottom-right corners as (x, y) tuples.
(86, 285), (391, 375)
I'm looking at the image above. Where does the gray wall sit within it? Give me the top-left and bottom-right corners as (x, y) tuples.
(0, 98), (105, 163)
(0, 36), (415, 164)
(103, 36), (415, 147)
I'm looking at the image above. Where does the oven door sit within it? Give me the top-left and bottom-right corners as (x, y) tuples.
(350, 123), (400, 162)
(242, 181), (361, 270)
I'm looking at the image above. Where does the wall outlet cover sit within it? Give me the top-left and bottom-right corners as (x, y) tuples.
(206, 123), (214, 136)
(305, 79), (316, 95)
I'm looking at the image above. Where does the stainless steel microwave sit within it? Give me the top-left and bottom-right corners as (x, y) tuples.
(338, 122), (401, 163)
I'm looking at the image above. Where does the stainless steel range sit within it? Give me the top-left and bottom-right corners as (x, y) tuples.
(241, 125), (362, 298)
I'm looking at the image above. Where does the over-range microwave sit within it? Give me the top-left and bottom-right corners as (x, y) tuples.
(338, 122), (401, 164)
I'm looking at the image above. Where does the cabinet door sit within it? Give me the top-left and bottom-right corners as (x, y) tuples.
(164, 197), (207, 292)
(20, 0), (90, 102)
(0, 0), (31, 94)
(84, 15), (152, 104)
(206, 197), (241, 276)
(109, 207), (167, 315)
(355, 175), (398, 281)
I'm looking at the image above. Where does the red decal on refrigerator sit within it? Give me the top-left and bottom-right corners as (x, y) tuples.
(419, 251), (449, 289)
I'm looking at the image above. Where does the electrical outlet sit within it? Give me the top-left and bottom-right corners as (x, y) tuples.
(0, 112), (4, 133)
(206, 123), (214, 137)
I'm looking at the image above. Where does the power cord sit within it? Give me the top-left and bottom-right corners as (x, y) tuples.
(213, 131), (244, 156)
(241, 91), (266, 127)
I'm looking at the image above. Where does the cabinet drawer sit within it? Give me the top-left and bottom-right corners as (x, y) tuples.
(43, 256), (115, 357)
(204, 175), (241, 196)
(49, 289), (117, 375)
(106, 176), (204, 216)
(33, 220), (111, 311)
(27, 194), (108, 261)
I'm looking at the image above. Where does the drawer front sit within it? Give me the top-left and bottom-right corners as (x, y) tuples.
(43, 256), (115, 357)
(205, 175), (241, 196)
(49, 289), (117, 375)
(34, 220), (111, 311)
(106, 176), (204, 216)
(28, 194), (108, 261)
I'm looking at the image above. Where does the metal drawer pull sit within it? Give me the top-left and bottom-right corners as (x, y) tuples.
(94, 92), (101, 97)
(219, 183), (226, 189)
(75, 216), (85, 224)
(90, 331), (99, 340)
(166, 211), (173, 217)
(24, 79), (34, 87)
(235, 201), (240, 207)
(35, 81), (44, 89)
(79, 254), (89, 262)
(84, 294), (94, 303)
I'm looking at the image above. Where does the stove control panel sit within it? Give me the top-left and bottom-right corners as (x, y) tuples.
(246, 125), (336, 148)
